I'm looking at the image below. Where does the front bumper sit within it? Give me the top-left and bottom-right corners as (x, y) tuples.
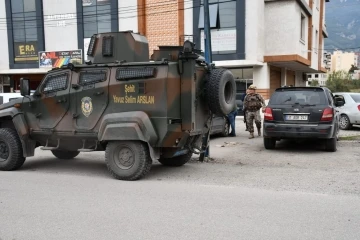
(263, 122), (336, 139)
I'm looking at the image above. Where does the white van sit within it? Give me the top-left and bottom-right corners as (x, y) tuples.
(0, 93), (23, 105)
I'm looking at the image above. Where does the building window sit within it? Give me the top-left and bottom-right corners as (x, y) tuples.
(315, 74), (319, 78)
(300, 14), (305, 41)
(198, 0), (236, 54)
(10, 0), (40, 65)
(83, 0), (112, 38)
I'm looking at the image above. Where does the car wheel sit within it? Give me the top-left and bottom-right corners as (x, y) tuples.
(0, 128), (26, 171)
(339, 114), (352, 130)
(105, 141), (152, 181)
(158, 151), (193, 167)
(325, 138), (337, 152)
(221, 119), (230, 137)
(51, 150), (80, 160)
(264, 137), (276, 150)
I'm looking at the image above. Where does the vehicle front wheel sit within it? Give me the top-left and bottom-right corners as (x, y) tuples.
(264, 137), (276, 150)
(325, 138), (337, 152)
(339, 114), (352, 130)
(158, 151), (193, 167)
(0, 128), (26, 171)
(51, 150), (80, 160)
(105, 141), (152, 181)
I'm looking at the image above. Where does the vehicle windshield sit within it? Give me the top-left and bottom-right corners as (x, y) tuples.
(350, 94), (360, 103)
(269, 89), (327, 105)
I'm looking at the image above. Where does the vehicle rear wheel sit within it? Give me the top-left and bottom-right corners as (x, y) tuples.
(105, 141), (152, 180)
(325, 138), (337, 152)
(339, 114), (352, 130)
(0, 128), (26, 171)
(264, 137), (276, 150)
(51, 150), (80, 160)
(206, 68), (236, 116)
(158, 151), (192, 167)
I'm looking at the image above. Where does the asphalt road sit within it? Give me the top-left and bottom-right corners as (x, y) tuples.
(1, 120), (359, 240)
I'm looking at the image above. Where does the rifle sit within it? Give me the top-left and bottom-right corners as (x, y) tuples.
(243, 107), (247, 124)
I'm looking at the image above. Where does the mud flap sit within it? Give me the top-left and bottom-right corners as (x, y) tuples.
(199, 113), (214, 162)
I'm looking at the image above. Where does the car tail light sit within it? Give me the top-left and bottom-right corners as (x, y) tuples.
(358, 105), (360, 111)
(321, 107), (334, 121)
(264, 107), (273, 121)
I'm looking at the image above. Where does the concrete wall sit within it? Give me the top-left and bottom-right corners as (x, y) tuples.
(310, 0), (320, 70)
(43, 0), (78, 51)
(253, 64), (270, 89)
(0, 1), (9, 70)
(184, 0), (193, 39)
(118, 0), (138, 32)
(245, 0), (265, 62)
(264, 1), (298, 56)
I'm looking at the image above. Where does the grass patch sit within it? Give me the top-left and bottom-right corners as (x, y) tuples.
(339, 135), (360, 141)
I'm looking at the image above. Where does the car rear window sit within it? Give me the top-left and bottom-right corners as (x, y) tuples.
(269, 89), (327, 105)
(350, 94), (360, 103)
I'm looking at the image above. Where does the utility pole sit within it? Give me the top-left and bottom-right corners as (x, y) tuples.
(199, 0), (212, 162)
(203, 0), (212, 63)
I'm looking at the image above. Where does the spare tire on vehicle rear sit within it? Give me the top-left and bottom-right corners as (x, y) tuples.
(206, 68), (236, 116)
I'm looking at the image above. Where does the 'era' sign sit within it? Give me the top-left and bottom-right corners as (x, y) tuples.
(14, 41), (38, 63)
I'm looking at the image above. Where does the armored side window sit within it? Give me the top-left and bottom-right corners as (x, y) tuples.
(42, 73), (68, 93)
(79, 70), (107, 85)
(115, 67), (156, 81)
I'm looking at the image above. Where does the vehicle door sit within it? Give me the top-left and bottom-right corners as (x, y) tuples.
(31, 70), (72, 130)
(71, 68), (110, 130)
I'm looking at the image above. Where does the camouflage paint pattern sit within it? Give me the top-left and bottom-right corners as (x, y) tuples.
(0, 31), (219, 159)
(245, 111), (262, 133)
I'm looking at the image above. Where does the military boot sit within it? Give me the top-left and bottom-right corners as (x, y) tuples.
(249, 132), (254, 139)
(257, 128), (261, 136)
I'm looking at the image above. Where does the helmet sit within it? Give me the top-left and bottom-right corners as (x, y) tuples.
(248, 84), (257, 90)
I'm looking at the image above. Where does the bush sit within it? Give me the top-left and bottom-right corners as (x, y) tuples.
(326, 70), (352, 92)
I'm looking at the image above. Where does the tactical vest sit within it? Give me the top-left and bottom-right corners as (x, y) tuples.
(245, 94), (262, 111)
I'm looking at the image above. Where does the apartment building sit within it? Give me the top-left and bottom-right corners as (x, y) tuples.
(330, 50), (358, 72)
(306, 73), (328, 86)
(355, 52), (360, 69)
(191, 0), (330, 99)
(0, 0), (330, 99)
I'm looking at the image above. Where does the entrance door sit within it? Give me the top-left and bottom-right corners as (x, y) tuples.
(270, 67), (281, 96)
(286, 70), (295, 86)
(32, 70), (72, 129)
(72, 68), (110, 130)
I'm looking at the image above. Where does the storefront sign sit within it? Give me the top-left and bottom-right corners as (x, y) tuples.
(45, 13), (76, 27)
(14, 41), (38, 63)
(200, 29), (237, 52)
(38, 50), (83, 68)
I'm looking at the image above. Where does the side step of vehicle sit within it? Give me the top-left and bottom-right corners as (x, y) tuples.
(41, 139), (60, 150)
(77, 140), (98, 152)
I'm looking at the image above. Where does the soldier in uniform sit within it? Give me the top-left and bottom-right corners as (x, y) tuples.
(242, 89), (250, 131)
(243, 85), (266, 139)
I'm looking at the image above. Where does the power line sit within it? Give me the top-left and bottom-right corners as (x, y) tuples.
(0, 0), (224, 23)
(0, 0), (236, 30)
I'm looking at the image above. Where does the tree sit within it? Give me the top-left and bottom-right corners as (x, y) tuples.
(349, 64), (359, 74)
(325, 70), (352, 92)
(309, 80), (319, 86)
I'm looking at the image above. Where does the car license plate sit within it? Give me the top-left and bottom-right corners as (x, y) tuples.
(285, 115), (308, 120)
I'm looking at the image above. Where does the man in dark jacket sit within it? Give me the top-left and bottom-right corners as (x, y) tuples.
(227, 104), (238, 137)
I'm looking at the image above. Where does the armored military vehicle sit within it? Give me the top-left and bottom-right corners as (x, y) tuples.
(0, 31), (236, 180)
